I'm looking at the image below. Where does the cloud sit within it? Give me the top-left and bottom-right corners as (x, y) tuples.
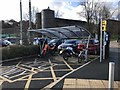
(49, 0), (86, 21)
(0, 0), (119, 21)
(0, 0), (20, 21)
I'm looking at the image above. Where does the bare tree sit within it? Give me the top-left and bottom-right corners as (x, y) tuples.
(78, 1), (118, 22)
(77, 0), (100, 31)
(77, 1), (118, 32)
(23, 6), (39, 23)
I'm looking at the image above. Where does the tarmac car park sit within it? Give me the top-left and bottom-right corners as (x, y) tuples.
(0, 54), (99, 89)
(0, 38), (99, 89)
(0, 26), (100, 89)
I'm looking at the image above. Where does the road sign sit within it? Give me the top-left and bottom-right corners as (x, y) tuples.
(102, 20), (107, 31)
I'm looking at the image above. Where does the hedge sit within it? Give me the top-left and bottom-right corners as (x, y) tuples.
(2, 45), (40, 60)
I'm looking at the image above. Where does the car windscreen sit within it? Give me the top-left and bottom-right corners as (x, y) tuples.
(64, 40), (77, 44)
(89, 40), (94, 44)
(84, 39), (94, 44)
(49, 39), (59, 43)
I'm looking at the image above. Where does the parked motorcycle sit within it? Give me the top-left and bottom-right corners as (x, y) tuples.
(59, 46), (87, 63)
(59, 47), (76, 60)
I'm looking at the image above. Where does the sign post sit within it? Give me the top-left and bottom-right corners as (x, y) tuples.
(100, 17), (103, 62)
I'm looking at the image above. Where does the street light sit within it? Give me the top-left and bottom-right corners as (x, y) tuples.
(20, 0), (23, 45)
(27, 0), (32, 44)
(29, 0), (32, 29)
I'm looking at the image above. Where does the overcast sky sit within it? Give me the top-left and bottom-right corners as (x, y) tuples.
(0, 0), (119, 21)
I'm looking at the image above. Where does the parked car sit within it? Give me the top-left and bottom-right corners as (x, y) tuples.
(58, 39), (81, 53)
(5, 37), (19, 44)
(0, 39), (12, 47)
(48, 38), (65, 51)
(77, 39), (99, 54)
(33, 38), (46, 45)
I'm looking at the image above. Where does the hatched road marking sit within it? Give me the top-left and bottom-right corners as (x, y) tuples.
(62, 59), (74, 71)
(24, 68), (34, 90)
(0, 55), (98, 89)
(49, 59), (57, 81)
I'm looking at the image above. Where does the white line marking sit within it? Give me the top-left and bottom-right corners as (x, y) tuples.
(62, 60), (73, 71)
(43, 57), (98, 89)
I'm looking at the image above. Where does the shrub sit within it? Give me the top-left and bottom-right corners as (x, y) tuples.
(2, 45), (39, 60)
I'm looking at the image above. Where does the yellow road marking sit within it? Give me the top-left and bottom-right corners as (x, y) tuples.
(16, 66), (37, 73)
(21, 64), (41, 72)
(62, 60), (73, 71)
(44, 69), (71, 72)
(12, 74), (31, 82)
(43, 60), (93, 89)
(9, 71), (27, 79)
(18, 78), (54, 81)
(0, 81), (4, 85)
(49, 59), (57, 82)
(24, 68), (34, 90)
(16, 60), (22, 67)
(21, 64), (50, 72)
(0, 76), (12, 83)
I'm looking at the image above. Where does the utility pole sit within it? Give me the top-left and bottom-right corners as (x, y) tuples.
(29, 0), (32, 29)
(20, 0), (23, 45)
(100, 16), (102, 62)
(28, 0), (32, 44)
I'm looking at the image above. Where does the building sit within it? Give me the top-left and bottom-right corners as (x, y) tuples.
(36, 8), (87, 29)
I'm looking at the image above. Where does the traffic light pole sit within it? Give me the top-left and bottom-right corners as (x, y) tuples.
(102, 20), (107, 60)
(103, 31), (106, 59)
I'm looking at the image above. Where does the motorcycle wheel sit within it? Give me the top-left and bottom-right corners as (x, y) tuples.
(78, 55), (85, 63)
(63, 56), (68, 60)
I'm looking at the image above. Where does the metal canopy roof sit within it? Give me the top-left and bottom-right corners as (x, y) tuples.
(28, 25), (91, 39)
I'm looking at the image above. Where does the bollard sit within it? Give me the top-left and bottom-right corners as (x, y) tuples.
(108, 62), (115, 90)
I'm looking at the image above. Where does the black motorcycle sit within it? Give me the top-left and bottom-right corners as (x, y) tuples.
(59, 47), (87, 63)
(59, 47), (76, 60)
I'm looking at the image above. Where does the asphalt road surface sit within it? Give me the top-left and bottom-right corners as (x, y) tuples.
(0, 54), (98, 89)
(0, 40), (119, 89)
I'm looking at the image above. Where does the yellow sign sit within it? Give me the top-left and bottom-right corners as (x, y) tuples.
(102, 20), (107, 31)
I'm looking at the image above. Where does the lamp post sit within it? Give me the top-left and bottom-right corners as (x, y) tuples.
(20, 0), (23, 45)
(29, 0), (32, 29)
(27, 0), (32, 44)
(100, 15), (102, 62)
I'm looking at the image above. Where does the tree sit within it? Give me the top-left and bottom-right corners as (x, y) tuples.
(77, 0), (100, 31)
(2, 20), (19, 28)
(77, 0), (118, 32)
(23, 6), (39, 24)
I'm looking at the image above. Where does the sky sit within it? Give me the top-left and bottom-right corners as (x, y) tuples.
(0, 0), (119, 21)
